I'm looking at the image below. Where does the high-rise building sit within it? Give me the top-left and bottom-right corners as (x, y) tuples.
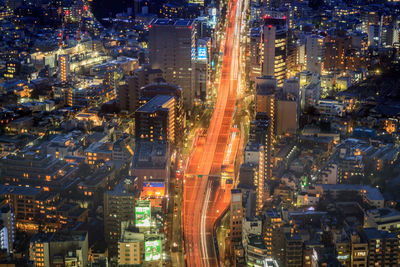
(249, 27), (262, 81)
(104, 179), (136, 256)
(264, 210), (284, 263)
(262, 17), (287, 87)
(135, 95), (176, 145)
(239, 162), (258, 188)
(323, 32), (351, 72)
(249, 113), (273, 210)
(149, 19), (196, 109)
(255, 76), (276, 127)
(255, 76), (276, 182)
(230, 189), (244, 247)
(103, 64), (120, 100)
(140, 82), (184, 144)
(276, 93), (298, 135)
(242, 143), (265, 211)
(118, 66), (163, 113)
(59, 55), (70, 83)
(194, 58), (208, 101)
(306, 34), (325, 74)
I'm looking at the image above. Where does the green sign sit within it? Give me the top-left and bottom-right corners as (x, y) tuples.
(145, 240), (161, 261)
(135, 200), (151, 227)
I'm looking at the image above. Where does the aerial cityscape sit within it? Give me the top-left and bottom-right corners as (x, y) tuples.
(0, 0), (400, 266)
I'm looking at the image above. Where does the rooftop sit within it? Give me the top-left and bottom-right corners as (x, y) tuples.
(132, 141), (168, 169)
(0, 184), (43, 196)
(364, 228), (397, 240)
(366, 208), (400, 219)
(136, 95), (173, 113)
(317, 184), (383, 201)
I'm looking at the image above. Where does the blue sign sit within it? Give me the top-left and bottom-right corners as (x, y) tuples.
(143, 182), (165, 188)
(198, 47), (207, 60)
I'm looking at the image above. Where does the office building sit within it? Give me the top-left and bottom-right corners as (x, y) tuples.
(264, 210), (284, 263)
(249, 113), (273, 210)
(305, 34), (325, 74)
(149, 19), (196, 108)
(239, 163), (258, 188)
(323, 33), (351, 72)
(59, 55), (70, 83)
(135, 95), (176, 145)
(118, 66), (163, 113)
(262, 17), (287, 87)
(194, 38), (210, 101)
(230, 189), (244, 246)
(276, 94), (298, 135)
(194, 58), (208, 101)
(103, 64), (120, 100)
(140, 82), (184, 144)
(104, 178), (136, 256)
(250, 27), (262, 81)
(255, 76), (276, 139)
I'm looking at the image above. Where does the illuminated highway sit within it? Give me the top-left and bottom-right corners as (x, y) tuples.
(183, 0), (244, 264)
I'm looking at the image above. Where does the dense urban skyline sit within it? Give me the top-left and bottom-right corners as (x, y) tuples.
(0, 0), (399, 266)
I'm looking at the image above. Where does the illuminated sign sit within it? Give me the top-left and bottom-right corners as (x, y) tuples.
(142, 182), (165, 197)
(135, 200), (151, 227)
(145, 240), (161, 261)
(208, 7), (217, 28)
(337, 255), (349, 260)
(198, 47), (207, 61)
